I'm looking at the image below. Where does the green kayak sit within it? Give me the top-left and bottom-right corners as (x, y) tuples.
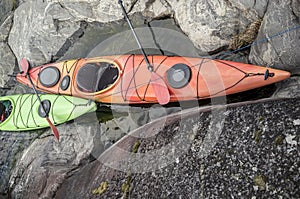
(0, 94), (97, 131)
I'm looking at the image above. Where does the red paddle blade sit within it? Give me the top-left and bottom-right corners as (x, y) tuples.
(46, 117), (60, 141)
(150, 72), (170, 105)
(20, 58), (30, 75)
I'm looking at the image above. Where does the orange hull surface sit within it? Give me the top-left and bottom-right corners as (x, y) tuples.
(16, 55), (290, 104)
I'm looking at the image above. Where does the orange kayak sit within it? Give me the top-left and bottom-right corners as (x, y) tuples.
(16, 55), (290, 104)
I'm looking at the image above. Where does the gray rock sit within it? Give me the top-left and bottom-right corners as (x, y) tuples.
(0, 0), (15, 24)
(230, 0), (268, 17)
(168, 0), (261, 53)
(57, 0), (170, 23)
(0, 131), (37, 198)
(8, 1), (81, 66)
(9, 114), (102, 199)
(0, 14), (13, 42)
(249, 0), (300, 70)
(0, 42), (16, 87)
(7, 0), (170, 67)
(60, 17), (200, 60)
(272, 77), (300, 98)
(99, 104), (182, 149)
(8, 0), (300, 69)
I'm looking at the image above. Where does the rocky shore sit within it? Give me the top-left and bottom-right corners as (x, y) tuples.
(0, 0), (299, 198)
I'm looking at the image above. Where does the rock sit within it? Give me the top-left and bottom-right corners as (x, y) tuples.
(168, 0), (261, 53)
(272, 77), (300, 98)
(57, 0), (171, 23)
(52, 97), (299, 198)
(0, 0), (15, 24)
(228, 0), (269, 17)
(8, 1), (82, 66)
(249, 0), (300, 70)
(99, 104), (181, 149)
(0, 14), (13, 42)
(8, 0), (299, 69)
(9, 114), (102, 199)
(59, 17), (199, 60)
(7, 0), (170, 66)
(0, 131), (37, 198)
(0, 42), (16, 87)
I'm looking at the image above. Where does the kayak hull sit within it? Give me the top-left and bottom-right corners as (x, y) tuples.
(0, 94), (96, 131)
(16, 55), (290, 104)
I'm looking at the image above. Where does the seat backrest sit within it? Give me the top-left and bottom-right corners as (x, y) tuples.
(0, 103), (5, 115)
(76, 63), (100, 92)
(0, 102), (5, 122)
(97, 67), (119, 91)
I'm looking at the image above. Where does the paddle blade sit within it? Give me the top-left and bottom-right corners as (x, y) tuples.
(46, 117), (60, 141)
(20, 58), (30, 75)
(150, 72), (170, 105)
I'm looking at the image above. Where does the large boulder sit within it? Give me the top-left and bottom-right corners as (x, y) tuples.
(7, 0), (170, 66)
(0, 132), (37, 198)
(0, 0), (15, 87)
(272, 77), (300, 98)
(0, 42), (16, 87)
(8, 1), (82, 66)
(249, 0), (300, 71)
(9, 114), (102, 199)
(168, 0), (264, 53)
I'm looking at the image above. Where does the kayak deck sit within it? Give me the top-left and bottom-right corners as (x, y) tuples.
(16, 55), (291, 104)
(0, 94), (97, 131)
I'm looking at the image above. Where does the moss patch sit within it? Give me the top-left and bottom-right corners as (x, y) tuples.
(254, 175), (267, 191)
(92, 181), (108, 195)
(132, 140), (141, 153)
(274, 135), (285, 145)
(229, 18), (262, 50)
(254, 129), (263, 143)
(122, 175), (132, 198)
(257, 116), (264, 122)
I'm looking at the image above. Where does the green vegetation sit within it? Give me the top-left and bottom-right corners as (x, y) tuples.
(229, 18), (262, 50)
(92, 181), (108, 195)
(132, 140), (141, 153)
(119, 140), (141, 198)
(257, 116), (264, 122)
(254, 129), (263, 143)
(122, 176), (132, 198)
(274, 135), (285, 145)
(254, 175), (267, 191)
(12, 0), (18, 10)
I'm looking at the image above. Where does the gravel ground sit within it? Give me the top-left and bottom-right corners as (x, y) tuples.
(54, 97), (299, 199)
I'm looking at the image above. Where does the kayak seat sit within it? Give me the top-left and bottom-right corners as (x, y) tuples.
(77, 63), (104, 92)
(76, 62), (118, 92)
(97, 66), (119, 91)
(0, 101), (12, 123)
(0, 103), (5, 122)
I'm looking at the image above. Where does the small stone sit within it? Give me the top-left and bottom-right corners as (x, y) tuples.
(293, 119), (300, 126)
(285, 134), (297, 146)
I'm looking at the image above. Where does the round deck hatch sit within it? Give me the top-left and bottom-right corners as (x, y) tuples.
(39, 67), (60, 87)
(167, 64), (191, 89)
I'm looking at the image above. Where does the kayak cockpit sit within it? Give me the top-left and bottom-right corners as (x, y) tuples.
(0, 100), (12, 123)
(76, 62), (119, 93)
